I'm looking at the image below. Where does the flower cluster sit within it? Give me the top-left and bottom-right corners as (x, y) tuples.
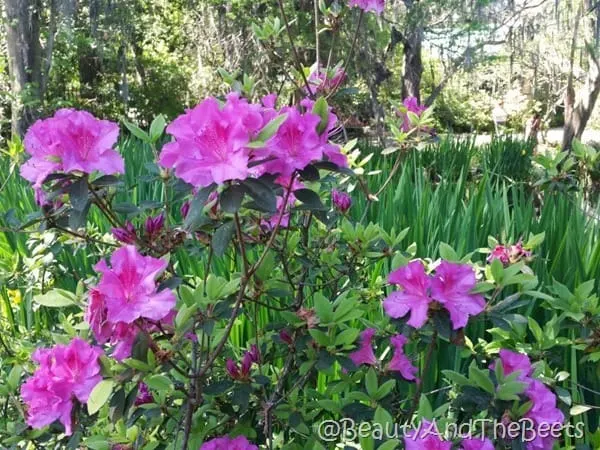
(159, 93), (346, 188)
(487, 241), (532, 266)
(397, 96), (428, 132)
(226, 345), (260, 381)
(21, 109), (124, 202)
(85, 245), (176, 360)
(349, 328), (418, 381)
(405, 420), (451, 450)
(405, 422), (495, 449)
(199, 435), (258, 450)
(493, 350), (565, 450)
(383, 260), (486, 330)
(348, 0), (385, 15)
(306, 65), (347, 94)
(21, 338), (103, 435)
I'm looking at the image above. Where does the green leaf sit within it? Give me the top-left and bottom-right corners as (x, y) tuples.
(255, 113), (288, 142)
(7, 365), (21, 391)
(308, 329), (330, 346)
(469, 364), (495, 394)
(242, 178), (277, 213)
(220, 185), (245, 214)
(378, 440), (400, 450)
(294, 188), (326, 211)
(314, 293), (334, 323)
(335, 328), (360, 347)
(212, 221), (236, 257)
(365, 368), (379, 398)
(184, 185), (215, 230)
(570, 404), (593, 416)
(490, 258), (504, 284)
(87, 379), (114, 415)
(442, 370), (470, 386)
(438, 242), (458, 261)
(312, 97), (330, 134)
(149, 115), (167, 142)
(496, 381), (527, 401)
(34, 289), (77, 308)
(145, 374), (173, 392)
(124, 120), (150, 143)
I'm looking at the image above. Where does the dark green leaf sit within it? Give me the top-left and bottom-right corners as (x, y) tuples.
(220, 185), (245, 213)
(212, 221), (236, 257)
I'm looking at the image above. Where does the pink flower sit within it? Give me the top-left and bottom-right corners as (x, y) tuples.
(510, 240), (532, 260)
(404, 420), (452, 450)
(21, 338), (103, 435)
(226, 346), (259, 380)
(93, 245), (176, 324)
(159, 96), (262, 187)
(299, 98), (347, 168)
(348, 0), (385, 15)
(487, 240), (532, 266)
(21, 109), (124, 188)
(460, 437), (495, 450)
(85, 288), (139, 361)
(332, 189), (352, 213)
(383, 261), (432, 328)
(430, 261), (486, 330)
(306, 65), (347, 94)
(398, 96), (428, 132)
(134, 382), (153, 406)
(388, 335), (418, 381)
(487, 245), (510, 265)
(524, 380), (565, 450)
(256, 107), (323, 176)
(349, 328), (378, 366)
(200, 435), (258, 450)
(490, 349), (533, 383)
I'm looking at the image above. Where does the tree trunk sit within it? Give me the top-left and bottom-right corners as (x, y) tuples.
(401, 25), (423, 101)
(562, 44), (600, 150)
(400, 0), (423, 101)
(4, 0), (43, 136)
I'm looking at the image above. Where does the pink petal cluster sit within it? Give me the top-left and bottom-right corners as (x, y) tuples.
(200, 435), (258, 450)
(349, 328), (378, 366)
(21, 108), (124, 188)
(256, 106), (323, 177)
(491, 351), (564, 450)
(524, 380), (565, 450)
(397, 96), (428, 132)
(490, 349), (533, 382)
(460, 437), (495, 450)
(93, 245), (175, 323)
(487, 240), (532, 266)
(159, 95), (262, 187)
(348, 0), (385, 15)
(306, 65), (347, 94)
(134, 382), (154, 406)
(20, 338), (103, 435)
(226, 345), (260, 380)
(404, 420), (452, 450)
(388, 334), (418, 381)
(86, 245), (176, 360)
(161, 93), (347, 188)
(383, 260), (485, 330)
(348, 329), (418, 381)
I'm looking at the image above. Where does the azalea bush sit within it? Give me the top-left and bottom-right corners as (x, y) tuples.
(1, 1), (599, 450)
